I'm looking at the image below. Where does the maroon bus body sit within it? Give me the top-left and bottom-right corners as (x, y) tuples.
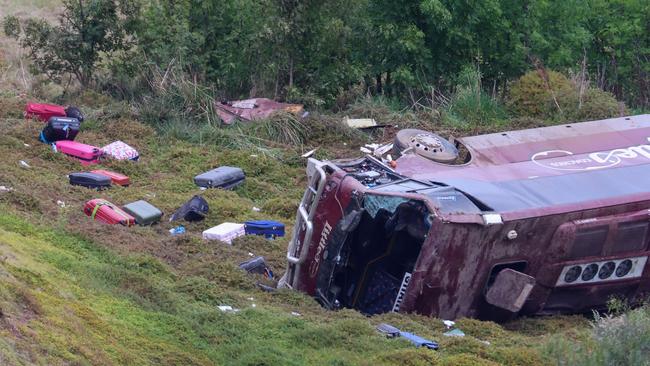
(281, 115), (650, 321)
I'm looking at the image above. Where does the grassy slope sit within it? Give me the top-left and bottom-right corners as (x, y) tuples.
(0, 2), (597, 364)
(0, 96), (593, 365)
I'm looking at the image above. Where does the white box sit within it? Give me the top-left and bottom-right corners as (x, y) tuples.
(202, 223), (245, 244)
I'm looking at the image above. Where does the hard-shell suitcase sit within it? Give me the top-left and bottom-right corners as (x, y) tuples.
(194, 166), (245, 189)
(69, 172), (111, 189)
(169, 195), (209, 222)
(202, 223), (245, 244)
(122, 200), (163, 225)
(40, 116), (80, 143)
(90, 169), (130, 186)
(24, 102), (66, 122)
(55, 140), (102, 165)
(244, 220), (285, 238)
(83, 198), (135, 226)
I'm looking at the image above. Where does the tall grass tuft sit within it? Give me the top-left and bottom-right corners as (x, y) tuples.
(442, 66), (508, 129)
(544, 305), (650, 366)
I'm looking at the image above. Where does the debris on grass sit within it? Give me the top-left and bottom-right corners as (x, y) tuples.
(169, 225), (186, 235)
(301, 148), (318, 158)
(376, 323), (439, 350)
(344, 117), (379, 129)
(217, 305), (240, 313)
(443, 328), (466, 337)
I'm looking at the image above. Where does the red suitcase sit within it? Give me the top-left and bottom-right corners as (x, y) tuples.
(24, 103), (67, 122)
(55, 140), (103, 165)
(83, 198), (135, 226)
(91, 170), (130, 186)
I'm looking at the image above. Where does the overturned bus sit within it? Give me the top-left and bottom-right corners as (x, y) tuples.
(279, 114), (650, 321)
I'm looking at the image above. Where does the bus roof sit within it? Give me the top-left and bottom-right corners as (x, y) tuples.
(395, 114), (650, 219)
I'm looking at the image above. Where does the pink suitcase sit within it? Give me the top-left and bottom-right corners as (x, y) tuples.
(55, 140), (103, 165)
(24, 102), (67, 122)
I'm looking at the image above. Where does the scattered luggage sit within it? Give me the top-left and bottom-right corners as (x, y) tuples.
(24, 102), (66, 122)
(122, 200), (163, 226)
(39, 116), (80, 143)
(169, 195), (209, 222)
(194, 166), (245, 189)
(83, 198), (135, 226)
(64, 106), (84, 122)
(55, 140), (102, 165)
(244, 220), (285, 239)
(69, 172), (111, 190)
(102, 140), (139, 161)
(90, 169), (130, 186)
(239, 256), (273, 279)
(203, 223), (245, 244)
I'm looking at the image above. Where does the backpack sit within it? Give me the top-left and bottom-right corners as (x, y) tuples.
(170, 195), (209, 222)
(65, 106), (85, 122)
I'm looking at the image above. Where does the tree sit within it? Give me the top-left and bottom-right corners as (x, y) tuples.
(3, 0), (139, 87)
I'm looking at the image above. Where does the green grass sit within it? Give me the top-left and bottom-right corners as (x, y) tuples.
(0, 211), (582, 366)
(0, 95), (607, 365)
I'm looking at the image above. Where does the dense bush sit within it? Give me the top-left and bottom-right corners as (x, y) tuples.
(507, 70), (574, 118)
(508, 70), (622, 122)
(5, 0), (648, 110)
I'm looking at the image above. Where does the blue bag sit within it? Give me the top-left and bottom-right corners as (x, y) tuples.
(244, 220), (285, 238)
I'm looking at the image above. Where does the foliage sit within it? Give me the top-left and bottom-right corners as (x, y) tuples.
(2, 0), (139, 87)
(507, 70), (574, 118)
(507, 70), (621, 122)
(544, 307), (650, 366)
(443, 66), (508, 128)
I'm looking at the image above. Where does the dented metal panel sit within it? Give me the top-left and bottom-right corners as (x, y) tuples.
(282, 115), (650, 321)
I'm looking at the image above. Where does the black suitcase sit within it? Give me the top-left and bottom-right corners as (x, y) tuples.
(40, 116), (80, 143)
(194, 166), (245, 189)
(170, 195), (209, 222)
(69, 172), (111, 189)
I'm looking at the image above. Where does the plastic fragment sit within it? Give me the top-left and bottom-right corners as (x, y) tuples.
(169, 225), (186, 235)
(443, 320), (455, 329)
(443, 328), (465, 337)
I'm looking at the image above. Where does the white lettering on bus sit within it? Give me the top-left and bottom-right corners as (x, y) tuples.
(531, 137), (650, 171)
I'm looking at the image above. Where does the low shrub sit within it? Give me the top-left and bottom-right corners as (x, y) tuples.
(508, 70), (623, 122)
(507, 70), (574, 118)
(544, 306), (650, 366)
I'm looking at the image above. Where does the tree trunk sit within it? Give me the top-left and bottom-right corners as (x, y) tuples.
(376, 74), (382, 94)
